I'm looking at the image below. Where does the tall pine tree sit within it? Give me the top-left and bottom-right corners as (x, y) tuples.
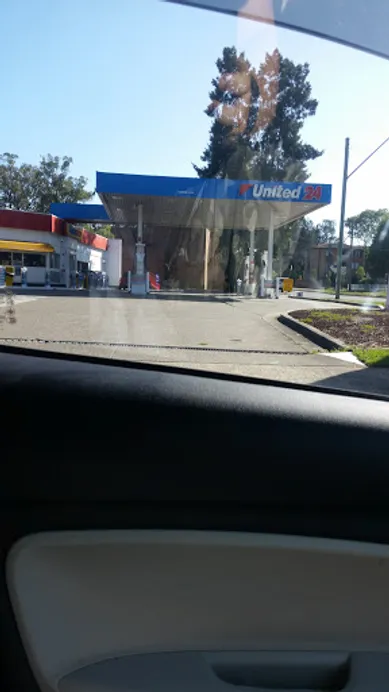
(195, 47), (322, 289)
(195, 46), (322, 181)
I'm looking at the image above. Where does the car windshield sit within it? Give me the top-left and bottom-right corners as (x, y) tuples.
(2, 0), (389, 397)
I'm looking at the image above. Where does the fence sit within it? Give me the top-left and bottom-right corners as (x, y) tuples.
(349, 284), (386, 292)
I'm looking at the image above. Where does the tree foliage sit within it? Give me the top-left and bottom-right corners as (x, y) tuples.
(0, 153), (93, 213)
(194, 47), (322, 289)
(367, 215), (389, 280)
(315, 219), (336, 245)
(345, 209), (388, 247)
(195, 46), (322, 182)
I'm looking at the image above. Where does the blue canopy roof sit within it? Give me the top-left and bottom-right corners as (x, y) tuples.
(51, 172), (332, 230)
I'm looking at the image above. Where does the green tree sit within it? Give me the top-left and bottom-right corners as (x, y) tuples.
(345, 209), (388, 248)
(355, 265), (366, 283)
(367, 216), (389, 280)
(315, 219), (336, 245)
(284, 218), (337, 283)
(195, 47), (322, 181)
(0, 153), (37, 211)
(195, 47), (322, 290)
(288, 217), (315, 279)
(0, 153), (93, 213)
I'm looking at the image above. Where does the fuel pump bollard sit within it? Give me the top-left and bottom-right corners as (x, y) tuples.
(21, 267), (27, 287)
(45, 270), (51, 289)
(127, 271), (131, 293)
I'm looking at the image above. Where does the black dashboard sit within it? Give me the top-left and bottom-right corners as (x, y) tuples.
(2, 346), (389, 692)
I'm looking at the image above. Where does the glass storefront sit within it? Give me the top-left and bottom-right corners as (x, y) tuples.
(0, 251), (47, 267)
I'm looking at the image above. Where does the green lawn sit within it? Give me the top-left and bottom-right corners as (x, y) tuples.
(301, 309), (356, 324)
(324, 287), (387, 298)
(295, 310), (389, 366)
(353, 348), (389, 367)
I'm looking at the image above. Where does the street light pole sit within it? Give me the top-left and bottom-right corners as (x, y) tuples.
(335, 138), (350, 300)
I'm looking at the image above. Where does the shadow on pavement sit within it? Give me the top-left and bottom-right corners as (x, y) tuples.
(2, 288), (119, 298)
(314, 367), (389, 399)
(149, 292), (240, 303)
(5, 288), (240, 303)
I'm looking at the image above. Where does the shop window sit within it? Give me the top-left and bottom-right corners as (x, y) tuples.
(0, 252), (12, 265)
(12, 253), (23, 265)
(24, 253), (46, 268)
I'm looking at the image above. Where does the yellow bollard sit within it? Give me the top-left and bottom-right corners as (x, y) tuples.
(5, 265), (15, 288)
(282, 278), (294, 293)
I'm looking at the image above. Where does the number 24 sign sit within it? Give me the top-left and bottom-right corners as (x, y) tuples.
(303, 185), (322, 201)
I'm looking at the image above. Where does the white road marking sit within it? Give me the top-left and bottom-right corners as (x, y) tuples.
(322, 351), (365, 366)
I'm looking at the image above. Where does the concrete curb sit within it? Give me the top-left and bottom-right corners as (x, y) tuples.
(288, 294), (384, 310)
(278, 312), (347, 351)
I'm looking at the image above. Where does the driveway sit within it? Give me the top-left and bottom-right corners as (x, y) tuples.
(0, 291), (373, 393)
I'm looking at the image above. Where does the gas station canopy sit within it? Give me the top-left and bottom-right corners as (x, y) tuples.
(51, 172), (332, 230)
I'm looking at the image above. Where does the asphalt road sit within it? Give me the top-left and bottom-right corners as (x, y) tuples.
(1, 290), (378, 394)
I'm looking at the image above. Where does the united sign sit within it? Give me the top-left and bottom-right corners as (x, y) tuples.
(237, 181), (331, 203)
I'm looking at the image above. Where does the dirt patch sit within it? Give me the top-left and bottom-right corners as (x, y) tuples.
(291, 309), (389, 347)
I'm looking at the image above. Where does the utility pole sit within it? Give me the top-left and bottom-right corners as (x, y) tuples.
(335, 134), (389, 300)
(335, 137), (350, 300)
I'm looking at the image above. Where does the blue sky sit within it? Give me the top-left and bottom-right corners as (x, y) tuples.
(2, 0), (389, 226)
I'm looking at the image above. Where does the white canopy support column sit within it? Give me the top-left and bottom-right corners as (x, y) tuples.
(203, 228), (210, 291)
(248, 229), (255, 296)
(135, 203), (145, 277)
(132, 203), (148, 295)
(267, 209), (274, 282)
(137, 203), (143, 244)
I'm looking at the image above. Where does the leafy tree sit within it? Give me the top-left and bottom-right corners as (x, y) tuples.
(0, 153), (93, 213)
(288, 217), (315, 279)
(195, 47), (322, 290)
(315, 219), (336, 245)
(367, 216), (389, 280)
(195, 46), (322, 181)
(0, 153), (37, 211)
(345, 209), (388, 248)
(282, 217), (337, 282)
(355, 265), (366, 283)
